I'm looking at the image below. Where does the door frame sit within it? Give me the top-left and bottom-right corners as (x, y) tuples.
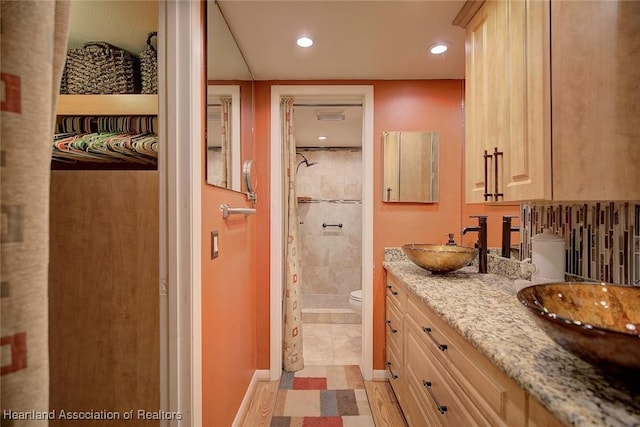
(269, 85), (375, 380)
(159, 1), (202, 425)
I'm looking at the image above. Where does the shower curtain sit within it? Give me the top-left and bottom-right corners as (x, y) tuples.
(220, 95), (232, 187)
(1, 0), (70, 423)
(282, 97), (304, 371)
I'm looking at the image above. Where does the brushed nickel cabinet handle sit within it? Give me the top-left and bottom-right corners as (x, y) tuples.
(422, 326), (448, 351)
(423, 380), (447, 414)
(385, 320), (397, 334)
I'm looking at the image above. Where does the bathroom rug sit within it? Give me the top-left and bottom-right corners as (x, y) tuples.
(270, 365), (374, 427)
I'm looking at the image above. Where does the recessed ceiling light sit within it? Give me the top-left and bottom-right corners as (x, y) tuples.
(429, 43), (449, 55)
(317, 136), (327, 140)
(296, 36), (314, 48)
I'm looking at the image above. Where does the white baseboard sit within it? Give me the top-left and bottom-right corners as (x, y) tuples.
(372, 369), (388, 381)
(231, 370), (272, 427)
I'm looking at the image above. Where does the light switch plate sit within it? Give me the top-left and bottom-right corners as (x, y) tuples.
(211, 230), (219, 259)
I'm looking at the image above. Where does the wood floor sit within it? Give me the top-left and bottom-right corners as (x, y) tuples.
(241, 379), (407, 426)
(364, 381), (408, 427)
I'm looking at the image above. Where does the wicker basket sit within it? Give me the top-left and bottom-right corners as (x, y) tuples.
(140, 32), (158, 94)
(60, 64), (68, 94)
(64, 42), (140, 94)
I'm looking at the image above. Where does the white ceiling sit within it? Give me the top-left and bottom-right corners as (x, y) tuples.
(216, 0), (467, 81)
(213, 0), (467, 148)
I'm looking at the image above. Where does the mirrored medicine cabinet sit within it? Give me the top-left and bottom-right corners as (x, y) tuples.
(382, 131), (439, 203)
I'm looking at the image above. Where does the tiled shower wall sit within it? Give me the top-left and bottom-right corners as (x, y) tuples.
(521, 202), (640, 285)
(296, 149), (362, 296)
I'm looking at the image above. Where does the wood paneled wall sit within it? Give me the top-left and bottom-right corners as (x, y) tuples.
(49, 170), (159, 426)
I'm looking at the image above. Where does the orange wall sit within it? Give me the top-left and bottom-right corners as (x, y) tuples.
(201, 80), (257, 426)
(199, 78), (520, 424)
(252, 80), (519, 372)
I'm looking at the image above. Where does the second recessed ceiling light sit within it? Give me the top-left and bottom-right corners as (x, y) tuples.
(296, 36), (314, 48)
(429, 43), (449, 55)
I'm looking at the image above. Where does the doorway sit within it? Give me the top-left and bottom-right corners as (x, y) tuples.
(294, 99), (363, 365)
(269, 85), (374, 380)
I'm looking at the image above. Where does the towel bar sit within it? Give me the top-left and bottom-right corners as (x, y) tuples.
(322, 223), (343, 228)
(220, 204), (256, 219)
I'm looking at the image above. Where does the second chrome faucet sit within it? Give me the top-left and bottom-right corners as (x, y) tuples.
(462, 215), (488, 273)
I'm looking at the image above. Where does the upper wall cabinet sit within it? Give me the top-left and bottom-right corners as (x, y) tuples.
(464, 0), (551, 203)
(550, 0), (640, 201)
(461, 0), (640, 203)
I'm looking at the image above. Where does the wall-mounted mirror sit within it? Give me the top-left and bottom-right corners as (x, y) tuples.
(206, 0), (253, 192)
(207, 85), (241, 189)
(382, 131), (439, 203)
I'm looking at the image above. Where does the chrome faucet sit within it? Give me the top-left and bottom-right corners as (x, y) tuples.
(501, 215), (520, 258)
(462, 215), (488, 273)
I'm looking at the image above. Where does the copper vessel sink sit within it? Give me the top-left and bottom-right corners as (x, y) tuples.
(402, 243), (477, 274)
(518, 282), (640, 371)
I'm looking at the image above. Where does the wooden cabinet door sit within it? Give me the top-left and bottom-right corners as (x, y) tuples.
(465, 1), (494, 203)
(49, 171), (160, 427)
(551, 0), (640, 201)
(501, 0), (552, 202)
(465, 0), (552, 203)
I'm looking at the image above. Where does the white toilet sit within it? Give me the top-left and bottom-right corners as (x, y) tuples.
(349, 290), (363, 313)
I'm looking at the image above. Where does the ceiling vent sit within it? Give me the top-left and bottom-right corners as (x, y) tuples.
(316, 110), (345, 121)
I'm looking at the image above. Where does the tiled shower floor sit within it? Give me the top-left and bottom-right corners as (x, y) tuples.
(302, 293), (361, 324)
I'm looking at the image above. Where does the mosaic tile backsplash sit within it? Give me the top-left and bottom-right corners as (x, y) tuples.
(521, 202), (640, 285)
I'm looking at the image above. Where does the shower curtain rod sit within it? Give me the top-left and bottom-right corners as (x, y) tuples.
(293, 103), (362, 107)
(296, 146), (361, 151)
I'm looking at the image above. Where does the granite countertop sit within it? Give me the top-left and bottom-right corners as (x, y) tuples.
(383, 259), (640, 427)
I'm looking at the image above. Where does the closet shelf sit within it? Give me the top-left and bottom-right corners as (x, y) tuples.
(57, 94), (158, 116)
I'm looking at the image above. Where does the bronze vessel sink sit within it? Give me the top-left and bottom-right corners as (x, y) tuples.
(402, 243), (477, 274)
(518, 282), (640, 371)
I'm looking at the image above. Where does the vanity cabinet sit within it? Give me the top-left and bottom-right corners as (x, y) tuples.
(528, 397), (565, 427)
(385, 271), (559, 427)
(385, 274), (406, 404)
(462, 0), (640, 203)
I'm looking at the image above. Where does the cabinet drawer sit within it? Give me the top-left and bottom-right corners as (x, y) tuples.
(406, 295), (526, 427)
(386, 342), (403, 396)
(406, 327), (490, 427)
(386, 296), (403, 354)
(386, 273), (406, 312)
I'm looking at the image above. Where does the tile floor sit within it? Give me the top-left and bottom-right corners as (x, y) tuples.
(302, 323), (362, 365)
